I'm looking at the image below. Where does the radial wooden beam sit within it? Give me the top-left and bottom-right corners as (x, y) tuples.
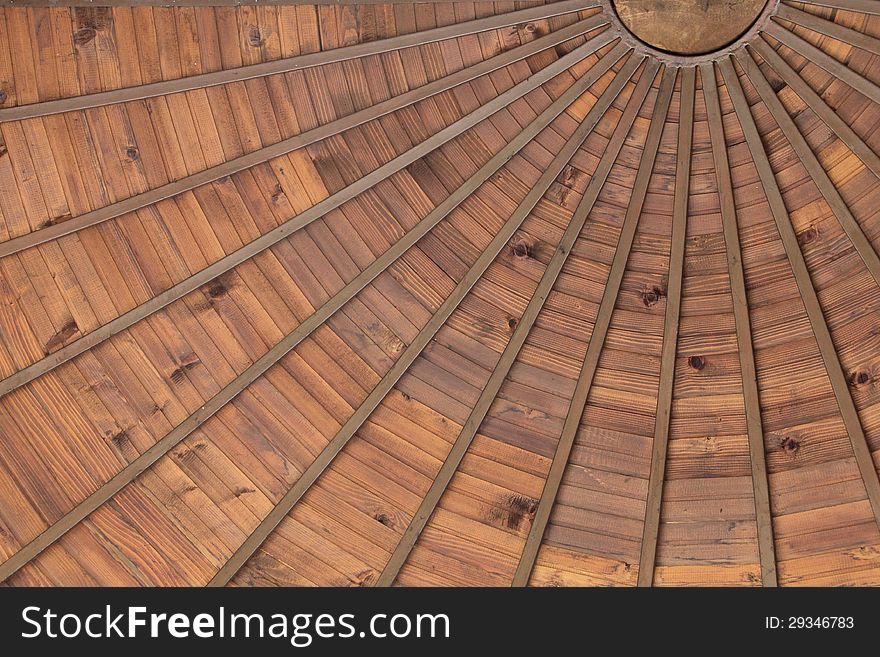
(731, 51), (880, 531)
(747, 39), (880, 287)
(511, 60), (670, 588)
(776, 4), (880, 56)
(637, 65), (695, 589)
(207, 51), (645, 589)
(0, 44), (634, 586)
(0, 32), (621, 401)
(0, 0), (593, 122)
(0, 17), (608, 258)
(703, 61), (777, 587)
(376, 55), (663, 588)
(764, 20), (880, 105)
(794, 0), (880, 15)
(748, 39), (880, 180)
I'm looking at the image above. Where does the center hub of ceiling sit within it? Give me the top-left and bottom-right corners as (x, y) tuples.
(610, 0), (771, 56)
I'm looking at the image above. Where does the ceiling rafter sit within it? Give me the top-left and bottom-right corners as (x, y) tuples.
(0, 31), (619, 400)
(0, 40), (633, 586)
(750, 38), (880, 286)
(0, 0), (594, 121)
(207, 50), (644, 588)
(748, 39), (880, 179)
(732, 50), (880, 532)
(0, 16), (609, 258)
(776, 3), (880, 56)
(375, 54), (653, 588)
(765, 21), (880, 105)
(512, 59), (670, 588)
(790, 0), (880, 15)
(637, 65), (695, 588)
(704, 60), (777, 586)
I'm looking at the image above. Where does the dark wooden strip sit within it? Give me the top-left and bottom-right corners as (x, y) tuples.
(0, 42), (632, 586)
(0, 18), (608, 258)
(776, 4), (880, 56)
(765, 21), (880, 105)
(376, 54), (653, 588)
(0, 0), (594, 121)
(732, 51), (880, 532)
(793, 0), (880, 15)
(0, 32), (620, 401)
(747, 40), (880, 287)
(511, 59), (668, 588)
(637, 65), (694, 588)
(207, 49), (643, 588)
(749, 39), (880, 180)
(705, 60), (777, 587)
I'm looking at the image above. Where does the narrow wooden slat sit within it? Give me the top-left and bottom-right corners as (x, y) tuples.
(0, 17), (609, 258)
(747, 39), (880, 287)
(731, 51), (880, 532)
(637, 65), (694, 588)
(794, 0), (880, 15)
(0, 0), (594, 121)
(749, 38), (880, 180)
(776, 4), (880, 56)
(0, 32), (621, 401)
(512, 59), (667, 588)
(765, 21), (880, 105)
(0, 43), (634, 586)
(208, 50), (644, 589)
(376, 54), (657, 588)
(704, 61), (777, 587)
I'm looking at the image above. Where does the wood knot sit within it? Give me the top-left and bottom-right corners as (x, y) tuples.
(523, 22), (538, 33)
(247, 26), (265, 47)
(507, 317), (518, 331)
(0, 89), (7, 105)
(511, 238), (532, 259)
(45, 320), (79, 354)
(640, 285), (665, 307)
(780, 436), (801, 455)
(271, 183), (286, 204)
(73, 27), (96, 47)
(849, 369), (872, 387)
(797, 225), (819, 246)
(204, 279), (228, 299)
(125, 146), (139, 160)
(374, 512), (394, 528)
(234, 486), (256, 497)
(687, 355), (705, 371)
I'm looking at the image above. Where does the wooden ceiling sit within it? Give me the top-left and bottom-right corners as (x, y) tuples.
(0, 0), (879, 587)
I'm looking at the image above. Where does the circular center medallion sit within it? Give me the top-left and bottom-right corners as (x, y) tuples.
(611, 0), (770, 55)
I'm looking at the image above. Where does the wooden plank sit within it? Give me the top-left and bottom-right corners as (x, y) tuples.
(637, 65), (694, 588)
(732, 50), (880, 534)
(2, 0), (571, 5)
(0, 33), (621, 401)
(376, 54), (657, 588)
(776, 4), (880, 57)
(794, 0), (880, 15)
(704, 60), (777, 587)
(0, 42), (633, 585)
(0, 18), (610, 257)
(746, 40), (880, 287)
(748, 38), (880, 180)
(0, 0), (594, 121)
(511, 59), (668, 588)
(765, 21), (880, 105)
(207, 50), (643, 588)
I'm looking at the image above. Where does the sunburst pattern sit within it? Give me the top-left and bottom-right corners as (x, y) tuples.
(0, 0), (879, 587)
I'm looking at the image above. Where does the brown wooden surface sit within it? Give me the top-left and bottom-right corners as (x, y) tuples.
(1, 1), (880, 588)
